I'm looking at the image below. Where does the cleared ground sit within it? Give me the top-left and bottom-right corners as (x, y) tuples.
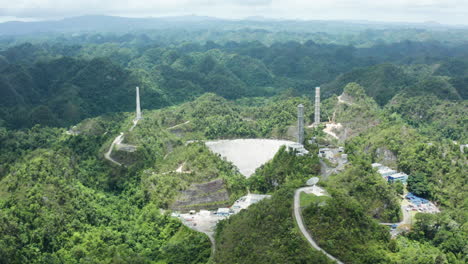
(174, 193), (271, 252)
(205, 139), (298, 177)
(176, 194), (271, 232)
(170, 179), (230, 212)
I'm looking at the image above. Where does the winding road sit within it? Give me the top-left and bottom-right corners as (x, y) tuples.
(104, 119), (141, 166)
(104, 133), (124, 166)
(294, 187), (343, 264)
(379, 198), (414, 238)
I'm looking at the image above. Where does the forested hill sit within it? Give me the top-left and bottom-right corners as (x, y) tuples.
(1, 36), (467, 129)
(322, 63), (466, 105)
(0, 57), (140, 128)
(1, 15), (468, 46)
(0, 88), (466, 263)
(0, 15), (467, 264)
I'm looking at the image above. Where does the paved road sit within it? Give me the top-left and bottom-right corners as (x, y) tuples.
(294, 187), (343, 264)
(104, 133), (124, 166)
(380, 198), (412, 227)
(399, 198), (416, 227)
(380, 198), (413, 237)
(104, 119), (141, 166)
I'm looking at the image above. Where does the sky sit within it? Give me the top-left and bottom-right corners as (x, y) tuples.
(0, 0), (467, 25)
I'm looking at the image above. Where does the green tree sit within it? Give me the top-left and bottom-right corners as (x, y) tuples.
(407, 172), (431, 198)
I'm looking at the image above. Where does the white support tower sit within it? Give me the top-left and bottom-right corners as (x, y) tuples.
(297, 104), (304, 144)
(314, 87), (320, 125)
(135, 86), (142, 120)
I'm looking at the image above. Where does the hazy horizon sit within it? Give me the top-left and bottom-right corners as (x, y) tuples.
(0, 0), (467, 26)
(0, 14), (466, 27)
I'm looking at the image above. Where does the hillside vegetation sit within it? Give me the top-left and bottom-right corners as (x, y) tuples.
(300, 91), (466, 263)
(214, 188), (333, 264)
(0, 21), (467, 264)
(1, 36), (467, 130)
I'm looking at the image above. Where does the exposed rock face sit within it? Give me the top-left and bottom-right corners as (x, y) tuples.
(338, 93), (355, 105)
(375, 147), (398, 168)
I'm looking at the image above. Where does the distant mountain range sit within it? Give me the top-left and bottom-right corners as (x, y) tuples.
(0, 15), (466, 36)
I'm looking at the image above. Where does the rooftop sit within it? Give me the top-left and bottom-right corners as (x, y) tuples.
(217, 208), (230, 214)
(319, 148), (331, 151)
(377, 167), (396, 174)
(390, 172), (408, 178)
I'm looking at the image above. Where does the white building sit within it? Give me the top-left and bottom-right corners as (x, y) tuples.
(374, 163), (410, 184)
(289, 143), (309, 156)
(377, 167), (397, 178)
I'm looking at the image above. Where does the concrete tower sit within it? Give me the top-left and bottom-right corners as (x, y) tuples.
(314, 87), (320, 125)
(136, 86), (142, 120)
(297, 104), (304, 144)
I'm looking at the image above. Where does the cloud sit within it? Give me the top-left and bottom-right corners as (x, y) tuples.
(227, 0), (272, 6)
(0, 0), (466, 24)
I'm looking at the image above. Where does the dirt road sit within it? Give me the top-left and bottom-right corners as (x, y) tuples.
(168, 120), (190, 130)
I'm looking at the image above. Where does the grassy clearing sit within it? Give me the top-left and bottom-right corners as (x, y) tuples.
(300, 192), (330, 208)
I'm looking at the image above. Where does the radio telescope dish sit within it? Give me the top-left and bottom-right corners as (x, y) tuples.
(306, 177), (319, 186)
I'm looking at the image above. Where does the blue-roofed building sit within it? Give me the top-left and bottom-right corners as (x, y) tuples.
(388, 172), (408, 183)
(404, 192), (439, 213)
